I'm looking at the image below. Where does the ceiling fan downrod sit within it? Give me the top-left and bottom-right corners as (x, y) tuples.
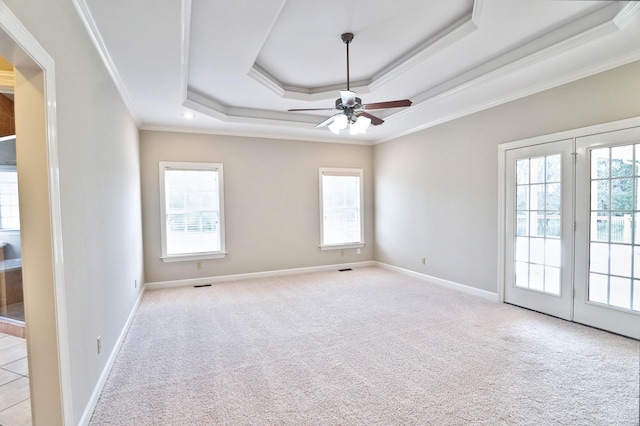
(341, 32), (354, 92)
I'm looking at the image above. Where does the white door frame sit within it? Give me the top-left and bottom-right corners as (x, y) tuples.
(0, 2), (72, 425)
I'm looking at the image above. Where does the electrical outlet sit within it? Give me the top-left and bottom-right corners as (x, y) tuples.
(356, 248), (361, 255)
(421, 258), (426, 265)
(134, 279), (137, 288)
(97, 336), (101, 354)
(341, 249), (344, 256)
(196, 261), (202, 269)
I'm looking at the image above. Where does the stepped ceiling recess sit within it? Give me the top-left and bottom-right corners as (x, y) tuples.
(77, 0), (640, 144)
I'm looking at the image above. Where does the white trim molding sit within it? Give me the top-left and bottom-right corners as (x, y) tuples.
(376, 262), (498, 302)
(78, 286), (146, 426)
(72, 0), (140, 126)
(0, 2), (73, 423)
(145, 261), (376, 290)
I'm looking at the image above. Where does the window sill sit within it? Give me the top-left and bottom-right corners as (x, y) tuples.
(161, 252), (227, 263)
(319, 242), (366, 251)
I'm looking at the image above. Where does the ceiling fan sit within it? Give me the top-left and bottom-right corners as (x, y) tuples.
(287, 32), (412, 135)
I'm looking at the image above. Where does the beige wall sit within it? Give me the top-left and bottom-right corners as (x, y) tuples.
(141, 131), (374, 284)
(374, 60), (640, 293)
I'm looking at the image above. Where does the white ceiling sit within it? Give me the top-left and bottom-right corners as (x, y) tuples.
(76, 0), (640, 144)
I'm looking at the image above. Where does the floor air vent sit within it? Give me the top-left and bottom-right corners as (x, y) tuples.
(338, 268), (353, 272)
(194, 284), (212, 288)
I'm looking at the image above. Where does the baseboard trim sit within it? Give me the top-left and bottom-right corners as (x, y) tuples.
(145, 261), (377, 289)
(78, 286), (146, 426)
(376, 262), (498, 301)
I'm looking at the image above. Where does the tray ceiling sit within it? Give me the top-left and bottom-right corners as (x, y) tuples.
(76, 0), (640, 144)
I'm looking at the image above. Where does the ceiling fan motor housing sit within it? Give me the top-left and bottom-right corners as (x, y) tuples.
(335, 97), (362, 110)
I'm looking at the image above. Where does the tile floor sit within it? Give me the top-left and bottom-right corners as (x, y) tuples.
(0, 332), (30, 426)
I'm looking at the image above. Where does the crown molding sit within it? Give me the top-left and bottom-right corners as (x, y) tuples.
(186, 0), (635, 140)
(249, 64), (371, 101)
(379, 48), (640, 145)
(394, 1), (627, 119)
(614, 1), (640, 29)
(369, 12), (477, 92)
(72, 0), (141, 126)
(247, 3), (478, 98)
(184, 89), (322, 127)
(179, 0), (192, 105)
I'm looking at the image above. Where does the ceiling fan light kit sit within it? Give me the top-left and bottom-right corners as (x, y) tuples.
(287, 32), (412, 136)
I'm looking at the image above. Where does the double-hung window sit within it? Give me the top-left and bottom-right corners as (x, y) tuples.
(159, 162), (225, 262)
(319, 168), (364, 249)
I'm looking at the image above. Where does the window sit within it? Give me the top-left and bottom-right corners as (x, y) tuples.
(0, 166), (19, 231)
(159, 162), (225, 262)
(319, 168), (364, 249)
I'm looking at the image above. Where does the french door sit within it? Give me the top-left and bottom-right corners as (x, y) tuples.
(503, 126), (640, 339)
(574, 127), (640, 339)
(504, 139), (574, 321)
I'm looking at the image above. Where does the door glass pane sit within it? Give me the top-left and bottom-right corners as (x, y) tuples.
(516, 159), (529, 184)
(530, 212), (544, 237)
(589, 273), (608, 304)
(611, 179), (632, 211)
(610, 244), (632, 277)
(545, 266), (560, 294)
(611, 145), (633, 177)
(529, 264), (544, 291)
(515, 237), (529, 262)
(610, 277), (631, 309)
(591, 213), (609, 242)
(546, 211), (561, 237)
(545, 239), (561, 267)
(515, 262), (529, 288)
(512, 154), (562, 295)
(591, 180), (609, 211)
(530, 238), (544, 264)
(587, 144), (637, 311)
(546, 155), (561, 182)
(545, 183), (561, 210)
(589, 242), (609, 274)
(516, 211), (529, 236)
(633, 280), (640, 311)
(591, 148), (609, 179)
(532, 184), (545, 210)
(516, 186), (529, 210)
(530, 157), (545, 183)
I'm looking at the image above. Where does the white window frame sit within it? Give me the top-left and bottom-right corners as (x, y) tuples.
(159, 161), (226, 262)
(318, 167), (365, 250)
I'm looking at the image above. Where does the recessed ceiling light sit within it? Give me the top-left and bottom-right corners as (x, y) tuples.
(182, 112), (196, 119)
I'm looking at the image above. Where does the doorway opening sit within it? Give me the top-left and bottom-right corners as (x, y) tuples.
(0, 57), (25, 337)
(0, 53), (30, 425)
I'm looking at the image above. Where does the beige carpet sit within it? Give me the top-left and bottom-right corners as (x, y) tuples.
(89, 267), (640, 425)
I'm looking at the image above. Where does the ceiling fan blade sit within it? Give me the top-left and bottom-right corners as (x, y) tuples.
(357, 111), (384, 126)
(316, 113), (341, 128)
(288, 107), (336, 112)
(362, 99), (412, 110)
(340, 90), (357, 106)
